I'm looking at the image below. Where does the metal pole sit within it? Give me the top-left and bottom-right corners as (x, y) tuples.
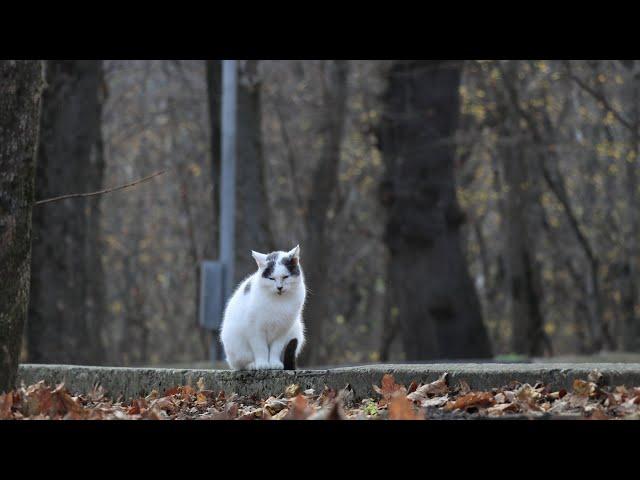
(219, 60), (237, 302)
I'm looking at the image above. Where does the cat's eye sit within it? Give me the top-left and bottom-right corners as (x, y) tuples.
(283, 275), (289, 280)
(268, 277), (275, 281)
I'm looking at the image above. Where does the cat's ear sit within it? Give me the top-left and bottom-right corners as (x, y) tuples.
(287, 245), (300, 261)
(251, 250), (268, 268)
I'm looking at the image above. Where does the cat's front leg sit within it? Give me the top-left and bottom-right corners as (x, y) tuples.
(247, 333), (271, 370)
(268, 337), (287, 369)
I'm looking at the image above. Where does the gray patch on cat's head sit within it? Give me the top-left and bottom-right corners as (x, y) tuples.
(266, 252), (279, 262)
(281, 255), (300, 276)
(262, 253), (278, 278)
(244, 281), (251, 294)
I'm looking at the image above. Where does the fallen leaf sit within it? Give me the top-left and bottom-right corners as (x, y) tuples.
(338, 384), (355, 407)
(445, 392), (494, 412)
(308, 399), (346, 420)
(588, 370), (605, 387)
(487, 402), (519, 415)
(163, 386), (181, 397)
(420, 395), (449, 408)
(0, 392), (13, 419)
(407, 373), (449, 402)
(573, 379), (597, 397)
(373, 374), (406, 406)
(285, 384), (301, 398)
(271, 408), (289, 420)
(457, 380), (471, 395)
(287, 395), (311, 419)
(141, 406), (165, 420)
(225, 402), (239, 419)
(516, 384), (542, 403)
(318, 386), (337, 405)
(388, 396), (422, 420)
(585, 405), (609, 420)
(263, 397), (288, 415)
(181, 385), (196, 398)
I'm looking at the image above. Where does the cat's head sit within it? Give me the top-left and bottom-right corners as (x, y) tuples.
(251, 245), (302, 296)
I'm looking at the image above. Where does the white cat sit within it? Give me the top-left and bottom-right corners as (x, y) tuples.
(220, 245), (306, 370)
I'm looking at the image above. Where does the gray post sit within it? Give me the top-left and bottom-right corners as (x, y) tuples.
(220, 60), (237, 304)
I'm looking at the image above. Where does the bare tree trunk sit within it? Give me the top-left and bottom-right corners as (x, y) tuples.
(298, 60), (349, 366)
(27, 60), (106, 364)
(622, 60), (640, 351)
(0, 60), (44, 391)
(378, 60), (492, 360)
(501, 142), (549, 356)
(235, 60), (274, 280)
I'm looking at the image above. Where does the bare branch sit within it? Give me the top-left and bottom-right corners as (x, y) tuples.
(562, 61), (634, 133)
(34, 169), (168, 206)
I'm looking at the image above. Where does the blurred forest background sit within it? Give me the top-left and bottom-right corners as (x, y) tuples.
(17, 60), (640, 367)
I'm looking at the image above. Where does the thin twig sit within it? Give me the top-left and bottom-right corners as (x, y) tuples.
(562, 61), (634, 133)
(34, 169), (168, 206)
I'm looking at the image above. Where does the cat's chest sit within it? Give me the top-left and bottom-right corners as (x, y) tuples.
(248, 297), (299, 332)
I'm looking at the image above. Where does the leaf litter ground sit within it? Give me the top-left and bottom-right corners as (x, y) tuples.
(1, 370), (639, 420)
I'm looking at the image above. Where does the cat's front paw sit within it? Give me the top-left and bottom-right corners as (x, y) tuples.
(269, 360), (284, 370)
(253, 361), (271, 370)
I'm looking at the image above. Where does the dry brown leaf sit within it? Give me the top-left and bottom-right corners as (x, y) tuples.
(127, 398), (147, 415)
(420, 395), (449, 408)
(388, 396), (422, 420)
(588, 370), (605, 387)
(487, 402), (519, 415)
(308, 399), (346, 420)
(225, 402), (239, 419)
(164, 386), (181, 397)
(584, 405), (609, 420)
(373, 374), (406, 406)
(318, 386), (337, 405)
(263, 397), (288, 415)
(271, 408), (289, 420)
(445, 392), (495, 412)
(407, 373), (449, 402)
(287, 394), (311, 419)
(338, 384), (355, 406)
(284, 384), (301, 398)
(457, 380), (471, 395)
(0, 392), (13, 419)
(516, 384), (542, 403)
(573, 379), (597, 397)
(141, 406), (165, 420)
(181, 385), (196, 398)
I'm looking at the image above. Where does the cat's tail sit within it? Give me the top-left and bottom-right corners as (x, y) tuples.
(283, 338), (298, 370)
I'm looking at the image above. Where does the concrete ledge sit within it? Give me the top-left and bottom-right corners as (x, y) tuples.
(17, 363), (640, 401)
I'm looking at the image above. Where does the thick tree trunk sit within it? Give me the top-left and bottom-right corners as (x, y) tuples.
(27, 60), (106, 364)
(298, 60), (349, 366)
(622, 60), (640, 351)
(235, 60), (274, 280)
(378, 60), (492, 360)
(0, 60), (44, 392)
(501, 144), (548, 356)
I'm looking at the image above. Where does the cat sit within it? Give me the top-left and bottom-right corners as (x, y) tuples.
(220, 245), (306, 370)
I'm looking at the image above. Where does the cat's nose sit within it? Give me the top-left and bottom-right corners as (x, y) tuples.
(277, 286), (283, 292)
